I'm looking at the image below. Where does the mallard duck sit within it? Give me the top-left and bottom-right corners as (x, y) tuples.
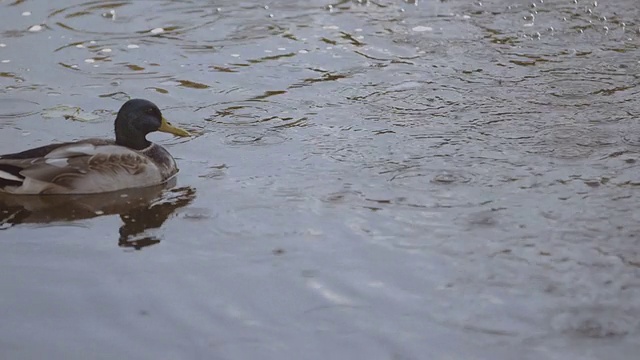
(0, 99), (190, 195)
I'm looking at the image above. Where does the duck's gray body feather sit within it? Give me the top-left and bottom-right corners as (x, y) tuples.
(0, 139), (178, 195)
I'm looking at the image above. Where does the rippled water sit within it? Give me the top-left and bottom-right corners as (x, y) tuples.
(1, 0), (640, 359)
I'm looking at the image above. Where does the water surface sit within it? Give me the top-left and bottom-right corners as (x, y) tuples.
(1, 0), (640, 359)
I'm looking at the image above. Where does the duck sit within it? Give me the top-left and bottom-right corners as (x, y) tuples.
(0, 98), (190, 195)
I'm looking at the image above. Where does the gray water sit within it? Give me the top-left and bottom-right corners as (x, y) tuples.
(1, 0), (640, 359)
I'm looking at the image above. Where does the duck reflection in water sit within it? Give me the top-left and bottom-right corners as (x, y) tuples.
(0, 179), (196, 250)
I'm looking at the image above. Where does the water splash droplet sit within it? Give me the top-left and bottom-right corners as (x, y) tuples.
(28, 24), (42, 32)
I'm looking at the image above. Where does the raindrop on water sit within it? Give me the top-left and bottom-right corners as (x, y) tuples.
(21, 11), (31, 16)
(102, 9), (116, 20)
(28, 24), (42, 32)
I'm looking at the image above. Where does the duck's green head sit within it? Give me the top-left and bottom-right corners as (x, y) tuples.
(115, 98), (190, 150)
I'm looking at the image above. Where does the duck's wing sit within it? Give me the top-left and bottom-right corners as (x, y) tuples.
(0, 141), (163, 194)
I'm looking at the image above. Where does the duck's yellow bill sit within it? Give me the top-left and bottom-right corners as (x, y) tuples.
(159, 117), (190, 137)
